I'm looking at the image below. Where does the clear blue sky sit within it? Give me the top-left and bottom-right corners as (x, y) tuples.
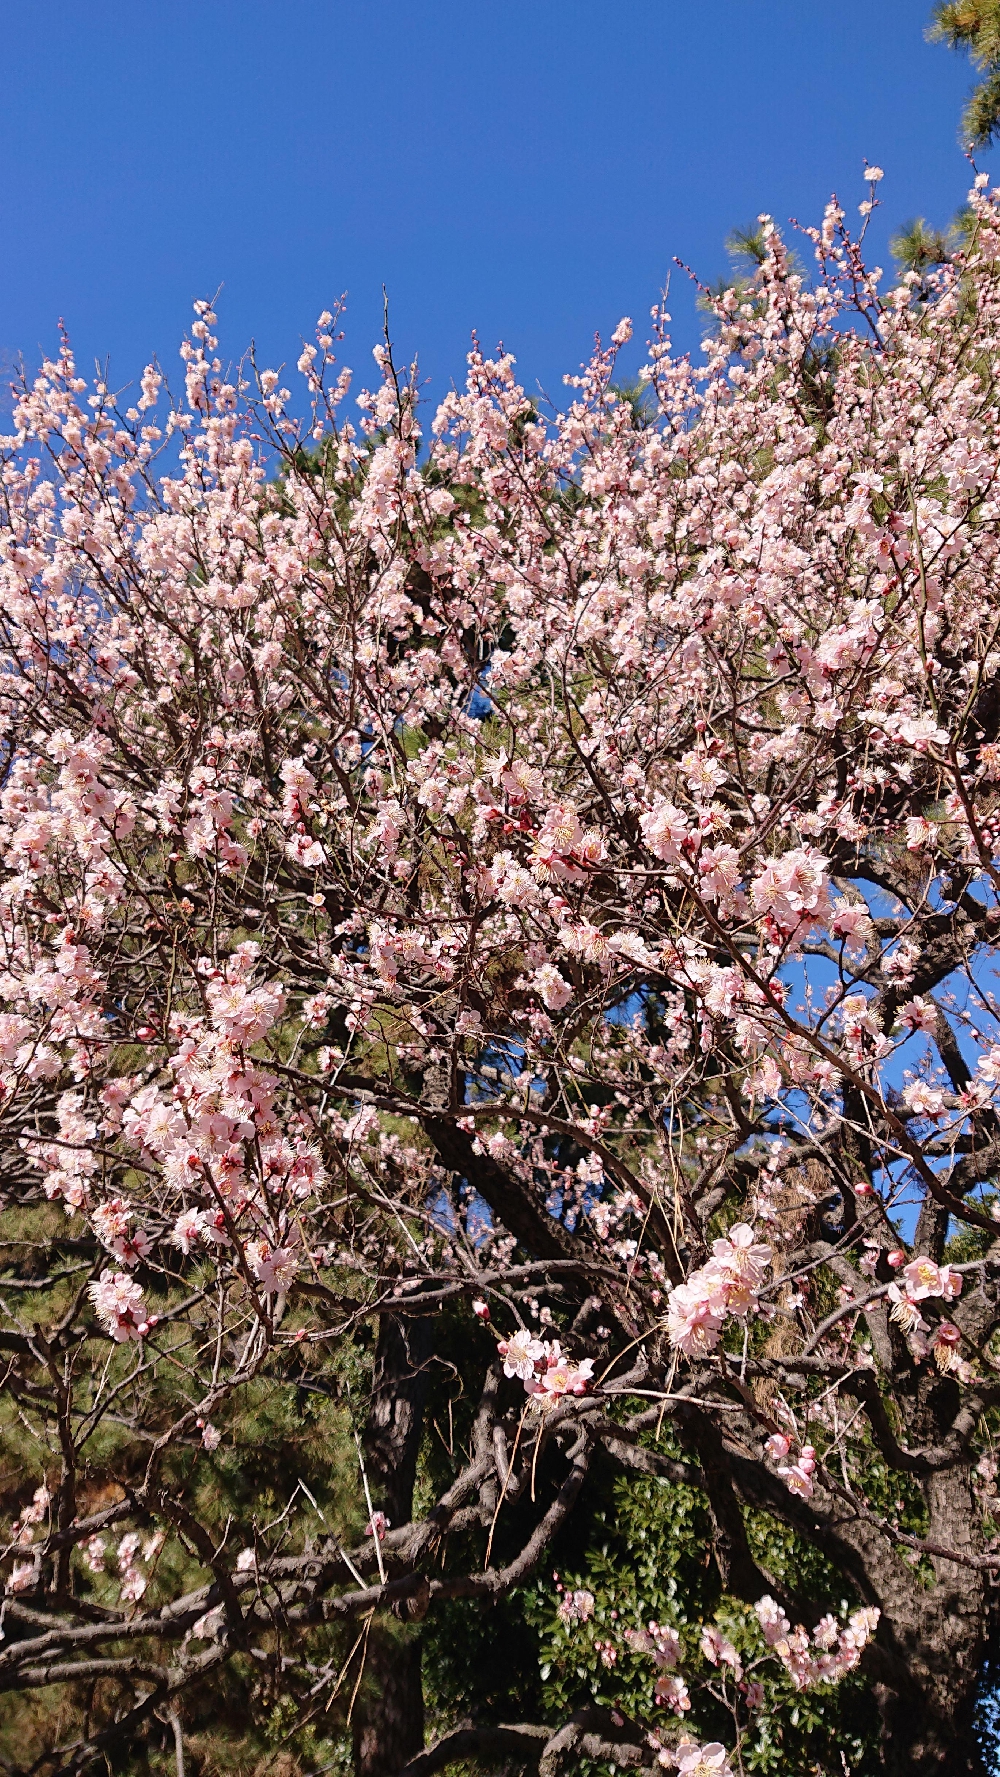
(0, 1), (989, 413)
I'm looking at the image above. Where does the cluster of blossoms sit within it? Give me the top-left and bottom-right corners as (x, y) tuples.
(6, 1557), (41, 1595)
(654, 1743), (734, 1776)
(764, 1433), (819, 1499)
(80, 1528), (166, 1603)
(626, 1620), (690, 1713)
(87, 1269), (156, 1342)
(556, 1585), (596, 1625)
(4, 1486), (51, 1594)
(116, 1530), (166, 1604)
(8, 1484), (50, 1549)
(666, 1225), (773, 1356)
(497, 1329), (595, 1407)
(91, 1196), (152, 1266)
(754, 1596), (881, 1691)
(64, 941), (327, 1336)
(612, 1595), (878, 1729)
(885, 1255), (971, 1374)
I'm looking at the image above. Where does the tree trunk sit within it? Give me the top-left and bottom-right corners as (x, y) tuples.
(353, 1631), (425, 1777)
(871, 1467), (988, 1774)
(880, 1684), (985, 1776)
(352, 1314), (433, 1777)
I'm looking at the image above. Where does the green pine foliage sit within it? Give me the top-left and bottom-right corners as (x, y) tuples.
(929, 0), (1000, 144)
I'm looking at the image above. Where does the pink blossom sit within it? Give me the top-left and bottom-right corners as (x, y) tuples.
(640, 801), (694, 865)
(903, 1081), (946, 1119)
(83, 1535), (106, 1573)
(119, 1567), (147, 1603)
(666, 1279), (727, 1357)
(674, 1744), (731, 1776)
(667, 1224), (772, 1354)
(171, 1208), (209, 1254)
(778, 1445), (816, 1499)
(532, 964), (573, 1011)
(901, 1256), (962, 1303)
(0, 197), (998, 1744)
(557, 1587), (595, 1624)
(247, 1240), (300, 1295)
(88, 1270), (154, 1342)
(750, 847), (830, 935)
(700, 1625), (741, 1677)
(528, 1352), (595, 1408)
(498, 1329), (545, 1381)
(655, 1674), (692, 1715)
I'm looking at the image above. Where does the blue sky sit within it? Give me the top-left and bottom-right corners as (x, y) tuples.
(0, 1), (989, 414)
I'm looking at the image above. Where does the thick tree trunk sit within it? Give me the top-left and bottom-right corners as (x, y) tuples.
(868, 1467), (988, 1775)
(880, 1684), (985, 1776)
(352, 1315), (433, 1777)
(353, 1631), (425, 1777)
(876, 1584), (988, 1774)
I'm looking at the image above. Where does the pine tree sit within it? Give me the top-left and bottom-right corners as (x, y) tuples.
(929, 0), (1000, 144)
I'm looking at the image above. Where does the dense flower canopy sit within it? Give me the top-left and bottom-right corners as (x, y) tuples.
(4, 174), (1000, 1775)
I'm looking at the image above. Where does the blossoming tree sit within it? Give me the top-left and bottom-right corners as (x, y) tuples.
(4, 169), (1000, 1777)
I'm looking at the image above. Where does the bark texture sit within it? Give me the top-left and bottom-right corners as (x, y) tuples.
(352, 1315), (433, 1777)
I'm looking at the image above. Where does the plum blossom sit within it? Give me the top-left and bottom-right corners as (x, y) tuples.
(557, 1587), (595, 1624)
(526, 1346), (595, 1408)
(626, 1622), (683, 1669)
(91, 1197), (151, 1268)
(88, 1270), (155, 1342)
(7, 1560), (39, 1594)
(901, 1256), (962, 1303)
(754, 1595), (880, 1690)
(656, 1675), (693, 1716)
(666, 1278), (728, 1357)
(497, 1329), (544, 1382)
(672, 1742), (731, 1776)
(750, 847), (830, 936)
(531, 964), (573, 1011)
(777, 1444), (817, 1499)
(699, 1625), (741, 1677)
(640, 801), (694, 865)
(497, 1332), (593, 1405)
(172, 1207), (210, 1254)
(903, 1080), (947, 1119)
(831, 901), (873, 949)
(4, 190), (1000, 1762)
(83, 1535), (106, 1573)
(247, 1239), (300, 1295)
(666, 1225), (772, 1355)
